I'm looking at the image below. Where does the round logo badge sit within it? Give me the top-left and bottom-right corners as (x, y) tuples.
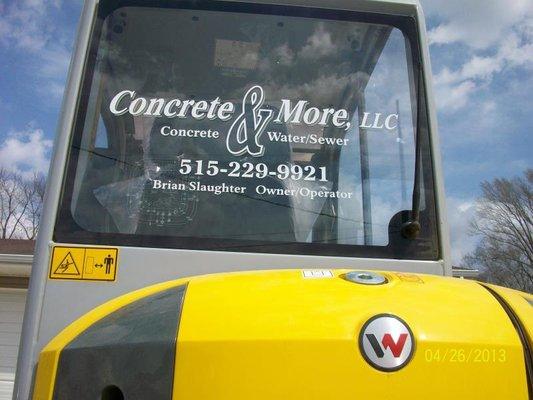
(359, 314), (415, 371)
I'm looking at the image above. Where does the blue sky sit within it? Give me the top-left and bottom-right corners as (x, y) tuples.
(0, 0), (531, 263)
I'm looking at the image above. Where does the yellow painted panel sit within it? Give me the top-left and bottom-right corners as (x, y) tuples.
(173, 270), (529, 400)
(32, 270), (531, 400)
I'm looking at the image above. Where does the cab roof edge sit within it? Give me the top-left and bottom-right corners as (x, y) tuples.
(177, 0), (421, 15)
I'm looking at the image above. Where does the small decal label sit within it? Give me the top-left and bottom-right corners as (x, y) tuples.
(395, 272), (424, 283)
(302, 270), (333, 278)
(359, 314), (414, 371)
(49, 246), (118, 281)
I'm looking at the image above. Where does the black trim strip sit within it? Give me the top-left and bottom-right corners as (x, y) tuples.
(52, 284), (187, 399)
(481, 284), (533, 399)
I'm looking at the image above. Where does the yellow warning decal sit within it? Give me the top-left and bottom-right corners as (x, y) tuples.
(49, 246), (118, 281)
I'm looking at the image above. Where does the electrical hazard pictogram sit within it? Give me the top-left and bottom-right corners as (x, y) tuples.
(53, 252), (81, 276)
(49, 246), (119, 281)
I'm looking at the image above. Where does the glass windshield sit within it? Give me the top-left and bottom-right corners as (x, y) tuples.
(55, 2), (439, 260)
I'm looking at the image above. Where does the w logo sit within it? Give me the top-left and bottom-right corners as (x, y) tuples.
(359, 315), (414, 371)
(366, 333), (409, 358)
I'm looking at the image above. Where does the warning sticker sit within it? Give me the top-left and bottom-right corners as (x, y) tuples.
(53, 252), (81, 276)
(302, 270), (334, 279)
(49, 246), (118, 281)
(395, 272), (424, 284)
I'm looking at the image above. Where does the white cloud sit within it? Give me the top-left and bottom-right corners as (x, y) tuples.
(455, 34), (531, 82)
(264, 72), (368, 106)
(421, 0), (533, 115)
(445, 196), (479, 265)
(299, 24), (337, 59)
(0, 0), (59, 51)
(432, 29), (532, 114)
(0, 128), (53, 177)
(36, 44), (72, 99)
(433, 78), (476, 112)
(422, 0), (533, 49)
(39, 44), (71, 78)
(0, 0), (71, 99)
(498, 28), (533, 67)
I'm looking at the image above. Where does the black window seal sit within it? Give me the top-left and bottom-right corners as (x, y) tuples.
(480, 283), (533, 399)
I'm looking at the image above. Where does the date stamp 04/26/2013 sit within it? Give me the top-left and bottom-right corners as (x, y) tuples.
(423, 347), (508, 363)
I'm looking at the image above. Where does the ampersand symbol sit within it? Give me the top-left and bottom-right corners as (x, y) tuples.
(226, 85), (273, 157)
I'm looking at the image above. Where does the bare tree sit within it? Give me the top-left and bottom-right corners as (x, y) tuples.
(462, 169), (533, 292)
(0, 168), (46, 239)
(0, 168), (24, 239)
(20, 173), (46, 239)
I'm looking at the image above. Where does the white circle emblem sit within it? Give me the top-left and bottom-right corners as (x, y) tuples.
(359, 314), (414, 371)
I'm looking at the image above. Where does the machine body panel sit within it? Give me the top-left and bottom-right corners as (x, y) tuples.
(32, 270), (531, 400)
(13, 0), (463, 397)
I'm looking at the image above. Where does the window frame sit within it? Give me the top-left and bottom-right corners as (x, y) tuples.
(54, 0), (440, 260)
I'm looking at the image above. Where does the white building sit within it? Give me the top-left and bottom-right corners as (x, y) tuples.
(0, 240), (33, 400)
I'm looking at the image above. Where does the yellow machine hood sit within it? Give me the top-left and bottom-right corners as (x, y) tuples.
(33, 270), (533, 399)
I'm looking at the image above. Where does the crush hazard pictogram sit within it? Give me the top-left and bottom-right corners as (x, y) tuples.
(53, 252), (81, 276)
(49, 247), (85, 280)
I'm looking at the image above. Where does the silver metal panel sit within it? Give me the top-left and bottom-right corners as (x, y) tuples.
(13, 0), (99, 398)
(15, 1), (449, 399)
(414, 3), (452, 276)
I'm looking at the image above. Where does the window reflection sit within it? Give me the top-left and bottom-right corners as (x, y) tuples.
(58, 5), (438, 259)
